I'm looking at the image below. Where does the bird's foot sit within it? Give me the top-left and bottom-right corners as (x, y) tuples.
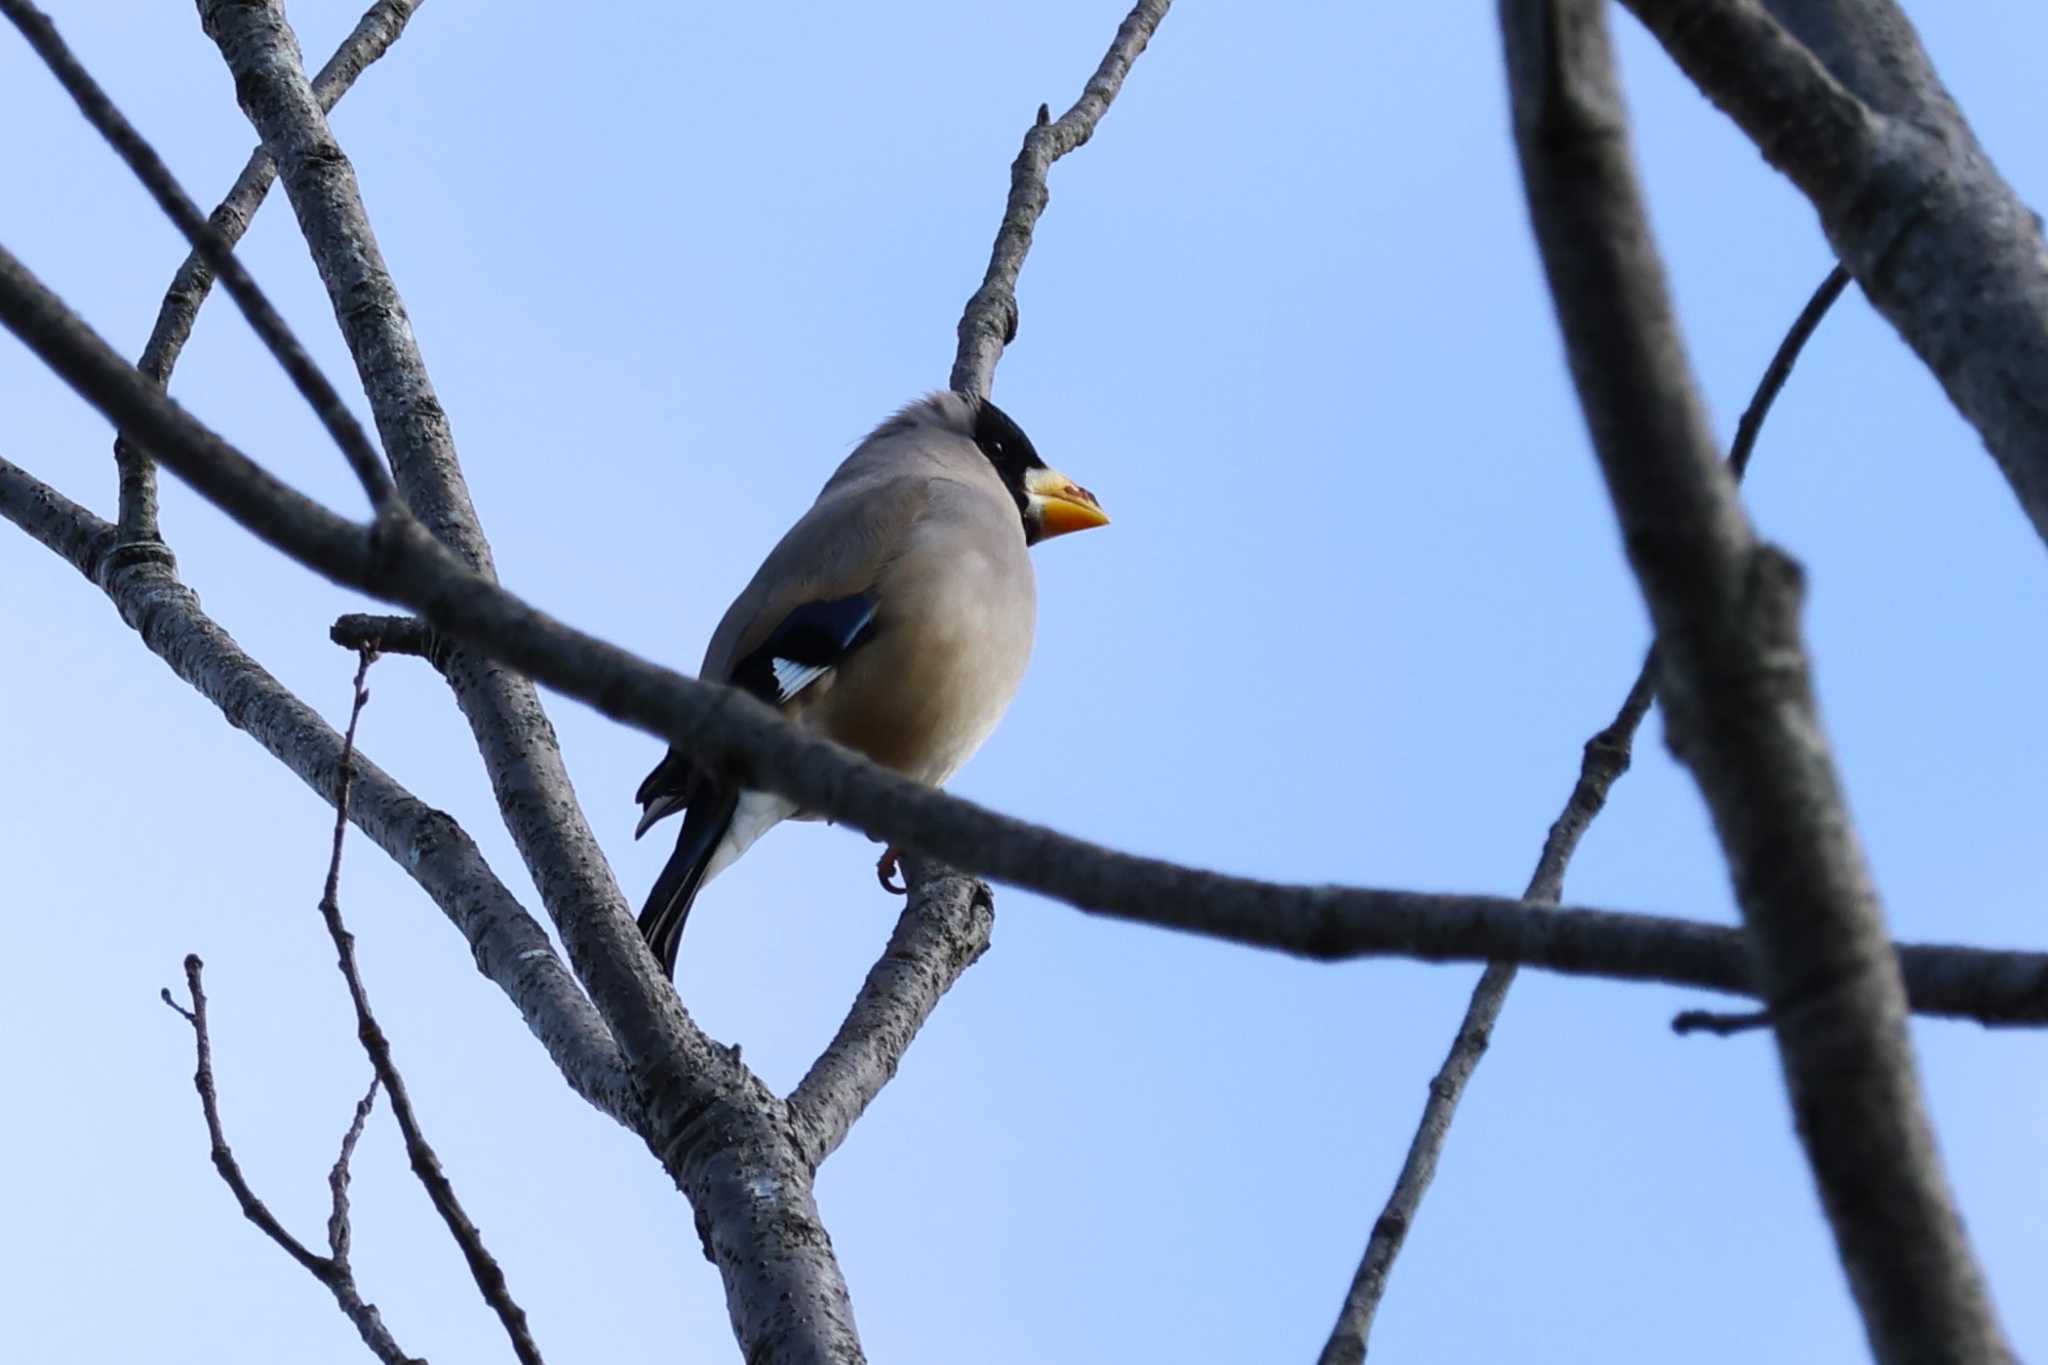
(876, 845), (908, 895)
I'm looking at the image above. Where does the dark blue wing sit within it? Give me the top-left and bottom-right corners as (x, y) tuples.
(728, 591), (880, 706)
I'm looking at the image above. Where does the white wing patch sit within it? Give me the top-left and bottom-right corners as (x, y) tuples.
(771, 657), (830, 704)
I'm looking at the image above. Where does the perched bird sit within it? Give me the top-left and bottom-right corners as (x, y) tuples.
(634, 391), (1108, 976)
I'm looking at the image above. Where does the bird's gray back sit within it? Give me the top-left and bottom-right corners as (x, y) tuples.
(701, 418), (1024, 682)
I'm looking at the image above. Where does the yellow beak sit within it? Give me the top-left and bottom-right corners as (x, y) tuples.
(1025, 466), (1110, 539)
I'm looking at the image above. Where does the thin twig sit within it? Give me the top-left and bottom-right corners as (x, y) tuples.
(950, 0), (1171, 396)
(327, 1076), (382, 1261)
(1, 0), (395, 507)
(324, 652), (547, 1365)
(1318, 261), (1852, 1363)
(161, 957), (423, 1365)
(114, 0), (419, 541)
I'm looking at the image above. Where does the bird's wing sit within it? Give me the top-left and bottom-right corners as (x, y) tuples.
(727, 591), (880, 707)
(633, 472), (930, 838)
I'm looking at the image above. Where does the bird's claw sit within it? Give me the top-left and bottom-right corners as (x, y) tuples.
(877, 846), (907, 895)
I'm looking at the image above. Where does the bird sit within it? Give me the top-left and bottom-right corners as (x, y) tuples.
(633, 391), (1109, 977)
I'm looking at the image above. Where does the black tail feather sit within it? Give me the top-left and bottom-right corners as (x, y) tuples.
(638, 787), (739, 977)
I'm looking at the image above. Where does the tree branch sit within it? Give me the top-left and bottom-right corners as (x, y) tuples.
(323, 652), (546, 1365)
(162, 957), (424, 1365)
(949, 0), (1171, 396)
(1618, 0), (2048, 551)
(5, 0), (396, 508)
(786, 861), (994, 1170)
(1318, 261), (1851, 1363)
(0, 458), (636, 1124)
(1502, 4), (2010, 1361)
(6, 276), (2048, 1024)
(119, 0), (421, 541)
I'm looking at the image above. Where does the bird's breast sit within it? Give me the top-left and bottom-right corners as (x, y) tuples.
(805, 539), (1036, 787)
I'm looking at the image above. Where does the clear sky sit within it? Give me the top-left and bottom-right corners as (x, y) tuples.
(4, 3), (2046, 1362)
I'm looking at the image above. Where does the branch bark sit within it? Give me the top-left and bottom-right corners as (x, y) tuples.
(786, 861), (994, 1170)
(0, 457), (636, 1123)
(1619, 0), (2048, 551)
(1502, 4), (2010, 1360)
(950, 0), (1171, 397)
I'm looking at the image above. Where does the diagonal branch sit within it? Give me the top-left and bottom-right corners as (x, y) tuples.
(1618, 0), (2048, 551)
(322, 652), (545, 1365)
(162, 957), (423, 1365)
(1502, 3), (2009, 1361)
(5, 273), (2048, 1024)
(950, 0), (1171, 397)
(1317, 261), (1853, 1364)
(5, 0), (395, 507)
(0, 458), (635, 1124)
(120, 0), (421, 540)
(786, 861), (994, 1170)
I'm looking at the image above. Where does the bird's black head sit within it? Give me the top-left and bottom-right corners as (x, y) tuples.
(966, 394), (1109, 544)
(971, 397), (1047, 517)
(942, 392), (1107, 544)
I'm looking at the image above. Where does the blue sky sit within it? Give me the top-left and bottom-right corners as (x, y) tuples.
(4, 3), (2046, 1361)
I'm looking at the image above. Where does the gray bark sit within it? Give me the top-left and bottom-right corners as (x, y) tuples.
(787, 862), (994, 1170)
(0, 458), (637, 1124)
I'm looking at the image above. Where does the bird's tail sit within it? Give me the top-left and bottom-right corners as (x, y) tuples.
(638, 787), (739, 977)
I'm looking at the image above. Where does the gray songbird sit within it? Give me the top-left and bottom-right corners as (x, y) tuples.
(633, 392), (1109, 976)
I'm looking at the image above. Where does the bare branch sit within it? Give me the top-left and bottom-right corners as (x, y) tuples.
(322, 652), (546, 1365)
(1502, 3), (2010, 1360)
(1619, 0), (2048, 550)
(119, 0), (421, 540)
(3, 0), (396, 508)
(162, 957), (424, 1365)
(949, 0), (1172, 396)
(7, 282), (2048, 1024)
(787, 861), (994, 1170)
(0, 459), (636, 1124)
(1319, 260), (1852, 1362)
